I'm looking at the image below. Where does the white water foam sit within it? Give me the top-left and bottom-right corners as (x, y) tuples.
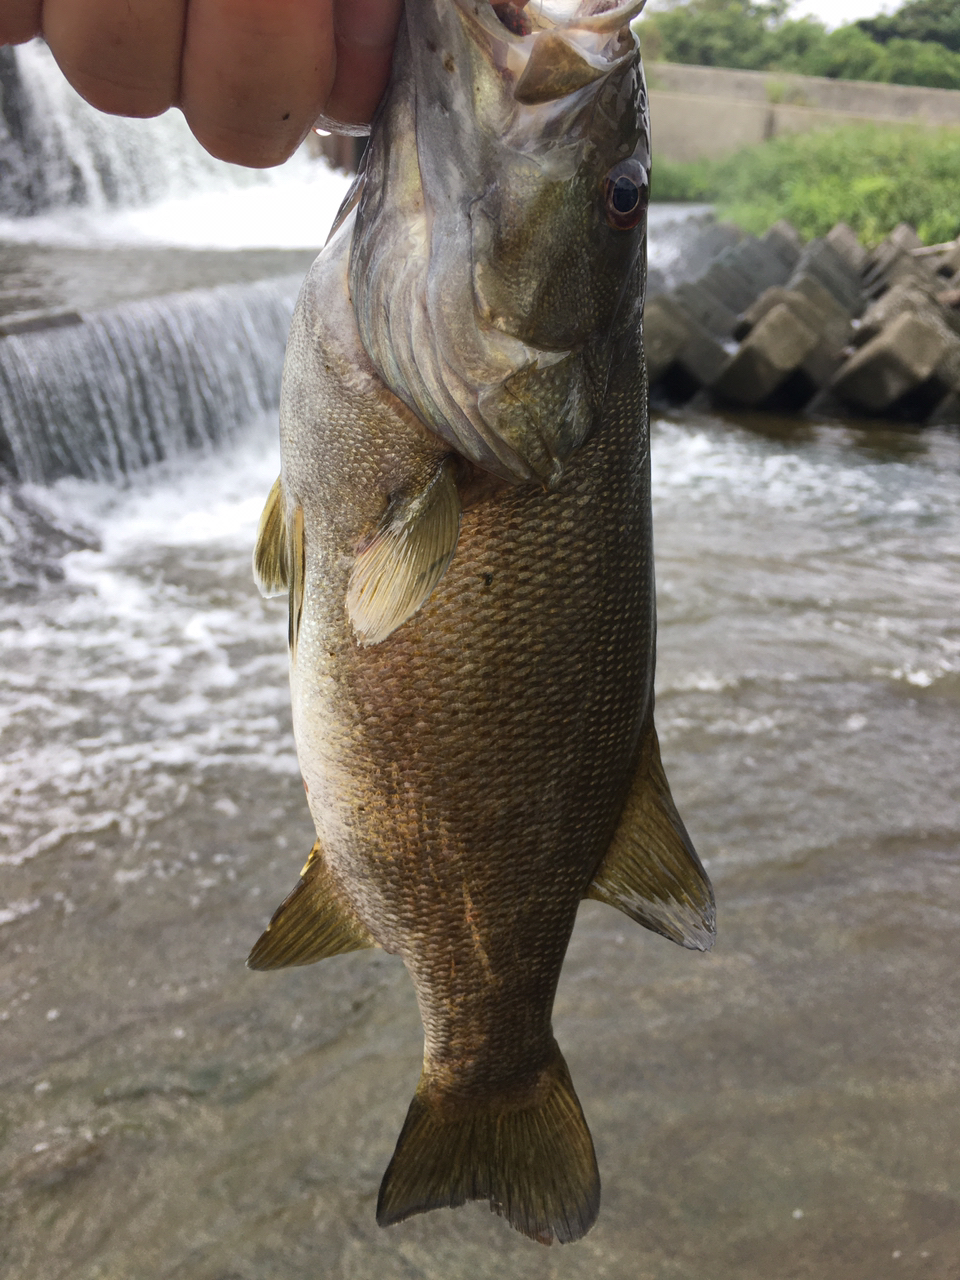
(0, 427), (296, 873)
(0, 161), (354, 249)
(0, 38), (354, 247)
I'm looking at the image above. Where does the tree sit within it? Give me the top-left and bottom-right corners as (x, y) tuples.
(636, 0), (960, 89)
(858, 0), (960, 55)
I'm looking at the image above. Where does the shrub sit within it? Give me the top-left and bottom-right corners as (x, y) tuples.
(650, 124), (960, 246)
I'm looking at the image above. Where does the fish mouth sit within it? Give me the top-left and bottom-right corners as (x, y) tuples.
(350, 0), (648, 487)
(487, 0), (649, 36)
(460, 0), (648, 104)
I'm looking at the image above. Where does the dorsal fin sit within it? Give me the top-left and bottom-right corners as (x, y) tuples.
(346, 457), (461, 647)
(253, 476), (289, 598)
(587, 724), (716, 951)
(247, 841), (377, 970)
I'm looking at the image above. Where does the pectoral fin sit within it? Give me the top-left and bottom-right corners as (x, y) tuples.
(253, 476), (289, 598)
(587, 725), (716, 951)
(347, 457), (461, 647)
(247, 841), (376, 970)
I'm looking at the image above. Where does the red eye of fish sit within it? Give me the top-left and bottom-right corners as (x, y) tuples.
(603, 160), (649, 231)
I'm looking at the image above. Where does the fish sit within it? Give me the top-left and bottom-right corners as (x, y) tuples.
(248, 0), (715, 1246)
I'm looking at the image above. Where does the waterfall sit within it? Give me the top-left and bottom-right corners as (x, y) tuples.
(0, 276), (301, 483)
(0, 40), (293, 218)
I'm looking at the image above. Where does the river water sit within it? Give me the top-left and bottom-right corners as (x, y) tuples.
(1, 42), (960, 1280)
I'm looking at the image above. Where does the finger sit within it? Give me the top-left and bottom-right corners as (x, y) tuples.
(322, 0), (403, 131)
(0, 0), (42, 45)
(180, 0), (334, 168)
(41, 0), (184, 117)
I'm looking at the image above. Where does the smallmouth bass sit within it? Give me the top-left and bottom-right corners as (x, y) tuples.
(249, 0), (714, 1245)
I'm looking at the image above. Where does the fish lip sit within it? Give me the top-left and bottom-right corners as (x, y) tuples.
(458, 0), (649, 37)
(451, 0), (644, 103)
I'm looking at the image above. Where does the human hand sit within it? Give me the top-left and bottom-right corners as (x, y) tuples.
(0, 0), (403, 166)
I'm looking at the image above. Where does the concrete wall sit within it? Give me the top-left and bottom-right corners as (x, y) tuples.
(647, 62), (960, 163)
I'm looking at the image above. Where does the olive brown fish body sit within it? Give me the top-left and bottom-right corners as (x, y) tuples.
(249, 0), (714, 1246)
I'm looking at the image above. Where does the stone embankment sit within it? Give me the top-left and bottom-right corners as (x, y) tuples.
(646, 220), (960, 426)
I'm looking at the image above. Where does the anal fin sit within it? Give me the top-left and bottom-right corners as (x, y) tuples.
(587, 724), (716, 951)
(247, 840), (376, 970)
(346, 457), (461, 647)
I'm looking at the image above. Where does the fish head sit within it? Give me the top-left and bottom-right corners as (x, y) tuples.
(350, 0), (651, 486)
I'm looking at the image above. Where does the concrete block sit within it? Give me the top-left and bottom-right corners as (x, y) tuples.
(936, 242), (960, 278)
(854, 281), (952, 348)
(798, 343), (846, 397)
(734, 287), (794, 340)
(672, 221), (744, 285)
(736, 280), (852, 352)
(728, 235), (795, 293)
(790, 239), (864, 317)
(862, 224), (929, 297)
(644, 294), (730, 400)
(928, 390), (960, 426)
(936, 336), (960, 393)
(890, 222), (925, 253)
(644, 295), (690, 384)
(831, 310), (954, 413)
(789, 274), (857, 346)
(878, 251), (940, 295)
(762, 220), (804, 272)
(698, 256), (761, 315)
(673, 280), (740, 338)
(825, 223), (868, 274)
(713, 302), (820, 407)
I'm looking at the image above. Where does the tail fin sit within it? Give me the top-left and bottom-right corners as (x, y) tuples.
(376, 1041), (599, 1245)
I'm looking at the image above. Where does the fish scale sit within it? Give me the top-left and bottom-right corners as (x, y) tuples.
(249, 0), (714, 1245)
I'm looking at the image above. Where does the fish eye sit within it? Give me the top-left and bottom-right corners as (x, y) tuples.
(603, 160), (649, 231)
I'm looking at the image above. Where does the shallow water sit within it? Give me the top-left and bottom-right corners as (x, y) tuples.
(1, 406), (959, 1279)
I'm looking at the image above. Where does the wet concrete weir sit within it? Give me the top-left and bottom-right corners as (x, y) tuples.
(0, 244), (317, 483)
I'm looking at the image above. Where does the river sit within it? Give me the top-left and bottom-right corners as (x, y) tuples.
(1, 39), (959, 1280)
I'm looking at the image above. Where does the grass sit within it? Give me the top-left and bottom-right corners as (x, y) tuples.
(652, 123), (960, 246)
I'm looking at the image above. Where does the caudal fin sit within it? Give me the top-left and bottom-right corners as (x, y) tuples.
(376, 1042), (599, 1245)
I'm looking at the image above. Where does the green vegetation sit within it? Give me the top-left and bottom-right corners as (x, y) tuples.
(858, 0), (960, 55)
(652, 123), (960, 246)
(638, 0), (960, 90)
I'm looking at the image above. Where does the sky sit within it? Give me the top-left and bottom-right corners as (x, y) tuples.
(788, 0), (899, 27)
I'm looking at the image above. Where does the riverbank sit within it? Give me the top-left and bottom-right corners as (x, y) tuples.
(647, 61), (960, 163)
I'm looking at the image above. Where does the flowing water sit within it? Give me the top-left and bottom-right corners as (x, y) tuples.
(1, 40), (960, 1280)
